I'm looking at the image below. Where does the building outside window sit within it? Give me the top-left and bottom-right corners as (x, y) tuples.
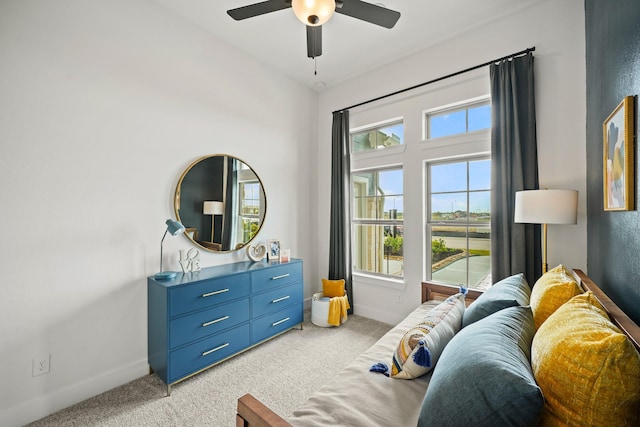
(352, 122), (403, 153)
(352, 167), (404, 278)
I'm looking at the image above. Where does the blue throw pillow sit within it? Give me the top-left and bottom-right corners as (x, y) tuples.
(462, 273), (530, 328)
(418, 306), (543, 427)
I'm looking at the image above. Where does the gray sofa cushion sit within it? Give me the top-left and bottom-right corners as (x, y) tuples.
(418, 305), (542, 427)
(462, 273), (530, 327)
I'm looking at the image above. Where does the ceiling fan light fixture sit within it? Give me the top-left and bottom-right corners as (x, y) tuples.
(292, 0), (336, 26)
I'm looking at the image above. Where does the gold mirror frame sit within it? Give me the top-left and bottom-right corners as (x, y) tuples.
(174, 155), (266, 253)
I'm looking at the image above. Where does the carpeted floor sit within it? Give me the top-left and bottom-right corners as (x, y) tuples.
(27, 311), (391, 426)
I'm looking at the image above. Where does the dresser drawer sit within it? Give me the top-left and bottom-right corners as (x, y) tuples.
(251, 302), (303, 344)
(168, 276), (250, 317)
(169, 298), (250, 349)
(251, 262), (303, 293)
(169, 323), (250, 383)
(251, 282), (302, 318)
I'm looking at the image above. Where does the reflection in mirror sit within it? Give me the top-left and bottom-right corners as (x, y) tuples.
(175, 155), (266, 253)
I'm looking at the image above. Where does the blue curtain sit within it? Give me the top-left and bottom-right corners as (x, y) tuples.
(490, 52), (541, 286)
(329, 110), (353, 312)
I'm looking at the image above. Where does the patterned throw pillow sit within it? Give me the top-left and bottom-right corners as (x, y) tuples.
(530, 264), (581, 329)
(532, 292), (640, 426)
(390, 293), (465, 379)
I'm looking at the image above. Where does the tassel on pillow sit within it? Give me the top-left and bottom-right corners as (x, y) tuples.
(370, 362), (390, 377)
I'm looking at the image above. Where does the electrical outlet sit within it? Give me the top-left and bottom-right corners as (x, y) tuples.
(32, 355), (50, 377)
(395, 294), (403, 304)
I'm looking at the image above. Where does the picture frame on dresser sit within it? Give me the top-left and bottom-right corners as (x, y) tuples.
(603, 95), (635, 211)
(267, 239), (280, 261)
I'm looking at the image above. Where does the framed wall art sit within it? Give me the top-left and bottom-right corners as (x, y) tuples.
(603, 95), (635, 211)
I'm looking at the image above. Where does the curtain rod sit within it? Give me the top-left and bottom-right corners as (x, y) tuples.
(333, 46), (535, 114)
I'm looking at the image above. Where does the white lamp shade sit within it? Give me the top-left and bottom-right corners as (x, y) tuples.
(292, 0), (336, 26)
(514, 189), (578, 225)
(203, 201), (224, 215)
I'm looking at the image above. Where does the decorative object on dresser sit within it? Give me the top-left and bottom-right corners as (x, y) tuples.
(148, 258), (303, 395)
(246, 243), (267, 262)
(267, 239), (280, 262)
(154, 219), (186, 281)
(514, 189), (578, 273)
(603, 95), (635, 211)
(179, 248), (201, 273)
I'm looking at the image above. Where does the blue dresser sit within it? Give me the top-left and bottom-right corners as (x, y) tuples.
(148, 259), (303, 394)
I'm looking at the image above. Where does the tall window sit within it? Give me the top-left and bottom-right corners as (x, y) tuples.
(427, 159), (491, 289)
(352, 167), (404, 278)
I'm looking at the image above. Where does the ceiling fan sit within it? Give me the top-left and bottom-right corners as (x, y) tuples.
(227, 0), (401, 59)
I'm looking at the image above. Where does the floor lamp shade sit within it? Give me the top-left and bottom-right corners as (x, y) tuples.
(203, 201), (224, 216)
(514, 189), (579, 225)
(203, 201), (224, 243)
(514, 189), (578, 273)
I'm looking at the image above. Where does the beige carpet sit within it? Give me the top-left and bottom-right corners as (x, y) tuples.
(27, 311), (391, 426)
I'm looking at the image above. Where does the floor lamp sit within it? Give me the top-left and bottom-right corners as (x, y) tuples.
(203, 201), (224, 243)
(514, 189), (578, 274)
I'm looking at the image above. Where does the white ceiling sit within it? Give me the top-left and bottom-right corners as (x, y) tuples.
(151, 0), (545, 91)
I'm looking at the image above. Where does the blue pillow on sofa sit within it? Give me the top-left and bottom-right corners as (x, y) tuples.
(418, 305), (543, 427)
(462, 273), (530, 328)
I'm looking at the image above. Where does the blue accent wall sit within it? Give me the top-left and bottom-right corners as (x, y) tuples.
(586, 0), (640, 324)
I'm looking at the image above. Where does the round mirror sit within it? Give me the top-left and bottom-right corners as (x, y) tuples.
(175, 155), (266, 253)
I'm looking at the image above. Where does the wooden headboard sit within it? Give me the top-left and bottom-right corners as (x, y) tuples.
(572, 269), (640, 352)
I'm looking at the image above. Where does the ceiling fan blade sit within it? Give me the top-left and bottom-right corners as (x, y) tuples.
(306, 25), (322, 58)
(335, 0), (400, 29)
(227, 0), (291, 21)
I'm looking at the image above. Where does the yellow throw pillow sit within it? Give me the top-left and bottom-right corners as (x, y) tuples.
(322, 278), (345, 298)
(531, 292), (640, 426)
(530, 264), (581, 329)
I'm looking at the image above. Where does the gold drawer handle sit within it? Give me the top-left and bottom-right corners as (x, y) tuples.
(202, 289), (229, 298)
(202, 342), (229, 356)
(202, 315), (230, 327)
(271, 274), (290, 280)
(272, 317), (290, 327)
(271, 295), (290, 303)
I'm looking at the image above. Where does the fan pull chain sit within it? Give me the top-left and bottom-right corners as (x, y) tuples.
(314, 57), (317, 76)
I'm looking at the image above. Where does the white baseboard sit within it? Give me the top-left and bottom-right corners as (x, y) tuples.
(1, 358), (149, 427)
(353, 303), (403, 325)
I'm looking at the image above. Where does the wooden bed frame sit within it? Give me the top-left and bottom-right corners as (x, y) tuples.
(236, 269), (640, 426)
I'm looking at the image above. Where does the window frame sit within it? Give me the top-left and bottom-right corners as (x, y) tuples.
(425, 156), (491, 289)
(351, 165), (405, 281)
(424, 97), (491, 141)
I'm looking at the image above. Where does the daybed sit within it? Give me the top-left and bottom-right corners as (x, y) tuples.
(237, 267), (640, 427)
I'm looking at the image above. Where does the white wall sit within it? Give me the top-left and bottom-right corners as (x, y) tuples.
(315, 0), (587, 325)
(0, 1), (316, 425)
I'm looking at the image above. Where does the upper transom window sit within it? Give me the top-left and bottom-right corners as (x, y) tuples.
(426, 101), (490, 139)
(352, 122), (404, 153)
